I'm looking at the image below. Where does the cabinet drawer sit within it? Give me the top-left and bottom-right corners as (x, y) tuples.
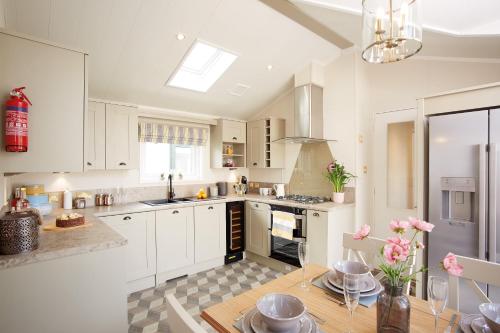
(222, 120), (246, 143)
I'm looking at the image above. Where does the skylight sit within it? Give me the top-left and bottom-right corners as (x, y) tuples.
(167, 40), (238, 93)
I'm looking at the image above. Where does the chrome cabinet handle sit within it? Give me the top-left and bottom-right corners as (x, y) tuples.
(87, 162), (92, 166)
(232, 136), (237, 140)
(208, 206), (214, 210)
(313, 212), (320, 217)
(172, 210), (179, 214)
(123, 216), (132, 220)
(119, 162), (127, 166)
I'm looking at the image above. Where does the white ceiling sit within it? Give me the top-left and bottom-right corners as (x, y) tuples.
(0, 0), (340, 119)
(293, 1), (500, 59)
(293, 0), (500, 36)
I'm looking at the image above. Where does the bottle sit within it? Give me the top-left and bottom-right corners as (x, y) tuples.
(10, 187), (21, 210)
(20, 188), (29, 209)
(63, 190), (73, 210)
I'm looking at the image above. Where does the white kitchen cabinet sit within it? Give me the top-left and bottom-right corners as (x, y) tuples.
(100, 212), (156, 283)
(105, 104), (138, 170)
(194, 203), (226, 263)
(84, 101), (105, 170)
(0, 30), (87, 172)
(210, 119), (247, 168)
(245, 201), (271, 257)
(247, 118), (285, 169)
(156, 207), (194, 273)
(307, 207), (354, 268)
(221, 119), (246, 143)
(247, 119), (266, 168)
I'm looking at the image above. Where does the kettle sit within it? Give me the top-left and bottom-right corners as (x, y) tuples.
(273, 184), (285, 199)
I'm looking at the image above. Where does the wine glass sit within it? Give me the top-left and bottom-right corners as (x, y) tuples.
(428, 276), (448, 333)
(343, 273), (360, 333)
(298, 242), (309, 290)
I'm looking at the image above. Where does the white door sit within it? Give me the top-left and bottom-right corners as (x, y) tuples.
(247, 119), (265, 168)
(84, 101), (105, 170)
(194, 203), (226, 263)
(245, 202), (271, 256)
(156, 207), (194, 273)
(105, 104), (138, 170)
(374, 109), (417, 239)
(100, 212), (156, 282)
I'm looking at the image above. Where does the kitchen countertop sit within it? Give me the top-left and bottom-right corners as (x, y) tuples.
(0, 194), (354, 271)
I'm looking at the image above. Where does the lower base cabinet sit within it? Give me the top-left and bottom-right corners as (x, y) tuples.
(100, 212), (156, 284)
(245, 202), (271, 257)
(156, 207), (194, 273)
(194, 203), (226, 263)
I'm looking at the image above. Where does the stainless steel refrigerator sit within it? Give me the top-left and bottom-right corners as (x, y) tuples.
(428, 109), (500, 313)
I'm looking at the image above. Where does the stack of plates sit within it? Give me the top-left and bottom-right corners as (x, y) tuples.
(460, 314), (494, 333)
(322, 270), (383, 297)
(240, 308), (319, 333)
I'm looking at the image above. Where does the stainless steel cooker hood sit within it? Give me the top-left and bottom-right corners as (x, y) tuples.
(274, 83), (334, 144)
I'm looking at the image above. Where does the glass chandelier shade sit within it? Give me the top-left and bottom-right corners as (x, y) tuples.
(361, 0), (422, 64)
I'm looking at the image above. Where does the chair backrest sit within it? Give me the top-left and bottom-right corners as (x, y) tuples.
(448, 255), (500, 311)
(342, 232), (416, 295)
(165, 294), (207, 333)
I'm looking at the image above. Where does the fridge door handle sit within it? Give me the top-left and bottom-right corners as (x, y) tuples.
(489, 143), (497, 263)
(479, 144), (487, 260)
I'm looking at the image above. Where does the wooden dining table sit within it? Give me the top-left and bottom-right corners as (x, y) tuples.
(201, 264), (461, 333)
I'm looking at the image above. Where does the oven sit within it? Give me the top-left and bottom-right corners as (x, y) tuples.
(269, 205), (307, 267)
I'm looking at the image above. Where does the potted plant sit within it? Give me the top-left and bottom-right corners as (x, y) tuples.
(325, 160), (355, 203)
(353, 219), (463, 333)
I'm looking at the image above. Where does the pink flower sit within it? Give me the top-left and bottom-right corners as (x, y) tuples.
(389, 219), (410, 234)
(383, 242), (409, 264)
(387, 236), (411, 256)
(442, 252), (464, 277)
(353, 224), (370, 240)
(327, 162), (335, 173)
(409, 217), (435, 232)
(416, 241), (425, 249)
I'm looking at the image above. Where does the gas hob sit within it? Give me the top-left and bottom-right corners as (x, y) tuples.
(282, 194), (326, 205)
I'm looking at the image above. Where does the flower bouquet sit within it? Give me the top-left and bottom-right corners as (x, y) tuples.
(325, 160), (355, 203)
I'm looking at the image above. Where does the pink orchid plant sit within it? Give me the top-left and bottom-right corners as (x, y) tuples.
(354, 217), (462, 288)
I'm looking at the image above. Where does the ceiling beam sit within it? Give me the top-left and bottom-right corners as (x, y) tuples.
(259, 0), (353, 49)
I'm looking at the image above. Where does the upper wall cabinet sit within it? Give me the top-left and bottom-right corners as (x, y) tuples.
(85, 102), (106, 170)
(247, 118), (285, 168)
(211, 119), (247, 168)
(105, 104), (138, 170)
(0, 30), (87, 172)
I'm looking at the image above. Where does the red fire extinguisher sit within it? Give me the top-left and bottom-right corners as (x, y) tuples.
(4, 87), (32, 152)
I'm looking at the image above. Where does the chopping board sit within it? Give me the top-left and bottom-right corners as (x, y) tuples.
(43, 223), (93, 232)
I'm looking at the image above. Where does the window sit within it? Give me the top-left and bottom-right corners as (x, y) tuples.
(140, 142), (203, 183)
(166, 40), (238, 92)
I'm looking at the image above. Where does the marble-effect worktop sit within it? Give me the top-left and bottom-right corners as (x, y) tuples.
(0, 194), (353, 270)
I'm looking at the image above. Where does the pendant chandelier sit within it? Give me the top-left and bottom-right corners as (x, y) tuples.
(361, 0), (422, 64)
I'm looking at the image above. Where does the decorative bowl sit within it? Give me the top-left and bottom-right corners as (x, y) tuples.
(479, 303), (500, 333)
(256, 293), (306, 332)
(333, 260), (370, 281)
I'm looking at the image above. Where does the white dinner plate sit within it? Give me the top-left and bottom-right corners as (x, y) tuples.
(460, 314), (484, 333)
(326, 270), (376, 293)
(471, 317), (493, 333)
(322, 274), (383, 298)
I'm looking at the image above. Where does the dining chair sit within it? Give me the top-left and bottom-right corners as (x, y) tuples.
(165, 294), (207, 333)
(342, 232), (416, 295)
(447, 255), (500, 311)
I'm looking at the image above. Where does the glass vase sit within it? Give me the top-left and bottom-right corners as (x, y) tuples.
(377, 282), (410, 333)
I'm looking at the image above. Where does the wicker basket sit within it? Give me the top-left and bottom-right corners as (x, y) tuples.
(0, 211), (41, 255)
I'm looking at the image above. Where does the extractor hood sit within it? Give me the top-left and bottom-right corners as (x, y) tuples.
(274, 84), (334, 144)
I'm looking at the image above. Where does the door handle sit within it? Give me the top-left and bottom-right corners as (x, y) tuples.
(479, 144), (487, 260)
(87, 162), (92, 166)
(172, 210), (179, 214)
(208, 206), (214, 210)
(313, 212), (320, 217)
(253, 162), (257, 166)
(489, 143), (497, 262)
(119, 162), (127, 166)
(123, 216), (132, 220)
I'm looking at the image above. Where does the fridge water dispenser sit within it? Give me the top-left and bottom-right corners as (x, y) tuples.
(441, 177), (475, 223)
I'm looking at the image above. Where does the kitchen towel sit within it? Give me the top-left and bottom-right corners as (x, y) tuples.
(271, 211), (296, 240)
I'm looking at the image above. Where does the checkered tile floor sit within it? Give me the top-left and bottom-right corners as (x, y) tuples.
(127, 260), (283, 333)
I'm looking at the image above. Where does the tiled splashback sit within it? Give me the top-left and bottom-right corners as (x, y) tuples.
(45, 183), (224, 208)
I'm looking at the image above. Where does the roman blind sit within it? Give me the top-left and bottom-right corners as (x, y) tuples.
(138, 119), (208, 146)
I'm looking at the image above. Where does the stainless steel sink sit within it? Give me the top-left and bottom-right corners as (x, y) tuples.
(140, 198), (193, 206)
